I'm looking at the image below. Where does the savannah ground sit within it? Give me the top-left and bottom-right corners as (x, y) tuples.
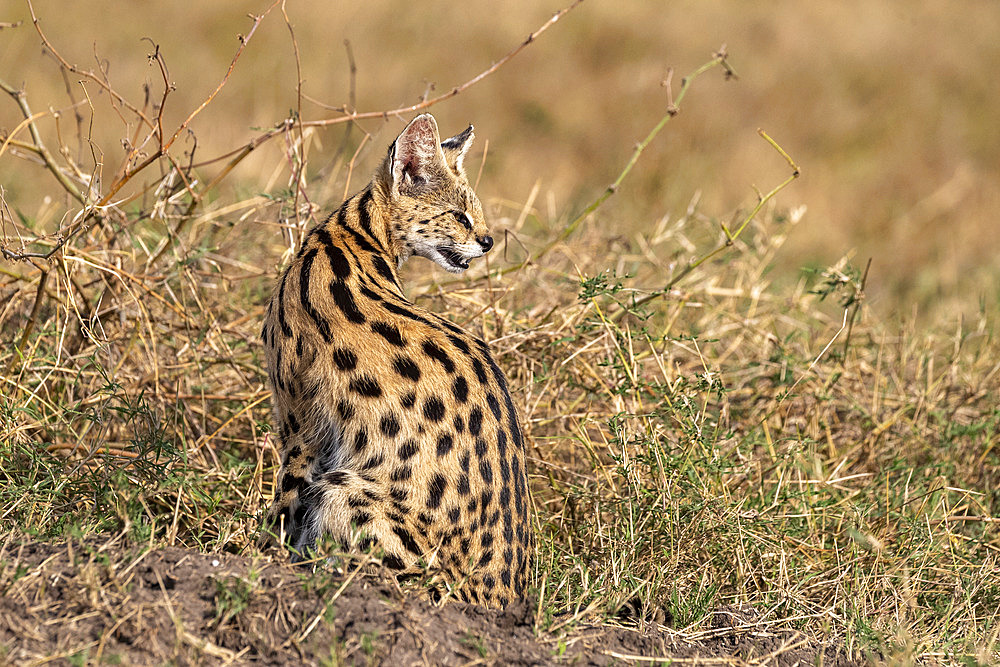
(1, 1), (998, 664)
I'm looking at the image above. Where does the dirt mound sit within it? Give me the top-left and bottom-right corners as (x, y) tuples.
(0, 537), (859, 665)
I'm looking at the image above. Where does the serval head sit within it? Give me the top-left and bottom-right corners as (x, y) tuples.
(374, 114), (494, 273)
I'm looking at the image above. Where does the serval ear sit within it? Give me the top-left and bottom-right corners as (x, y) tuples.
(440, 124), (475, 175)
(389, 114), (445, 193)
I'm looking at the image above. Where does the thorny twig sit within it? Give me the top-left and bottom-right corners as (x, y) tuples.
(189, 0), (585, 171)
(841, 257), (872, 361)
(2, 1), (283, 263)
(1, 0), (582, 265)
(0, 78), (86, 205)
(281, 0), (312, 235)
(496, 46), (739, 281)
(611, 126), (800, 322)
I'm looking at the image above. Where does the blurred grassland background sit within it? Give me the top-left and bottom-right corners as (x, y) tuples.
(3, 0), (1000, 661)
(3, 0), (999, 319)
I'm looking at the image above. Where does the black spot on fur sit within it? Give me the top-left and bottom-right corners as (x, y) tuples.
(437, 317), (465, 338)
(281, 474), (304, 493)
(332, 348), (357, 371)
(423, 397), (446, 422)
(486, 392), (502, 420)
(276, 274), (293, 338)
(380, 413), (401, 437)
(451, 375), (469, 403)
(348, 495), (370, 509)
(316, 228), (351, 279)
(360, 454), (385, 470)
(448, 507), (461, 524)
(372, 321), (407, 347)
(453, 414), (465, 433)
(422, 340), (455, 373)
(468, 407), (483, 436)
(393, 356), (421, 382)
(337, 399), (355, 421)
(426, 474), (447, 509)
(475, 437), (490, 459)
(391, 466), (412, 482)
(299, 249), (333, 343)
(287, 412), (301, 434)
(500, 385), (526, 452)
(360, 285), (383, 301)
(393, 526), (423, 555)
(446, 333), (470, 355)
(383, 301), (432, 327)
(356, 189), (385, 253)
(436, 433), (454, 457)
(457, 474), (470, 496)
(349, 375), (382, 397)
(479, 459), (494, 484)
(398, 438), (419, 460)
(373, 255), (397, 286)
(472, 357), (488, 385)
(401, 391), (417, 409)
(353, 427), (369, 454)
(330, 279), (366, 324)
(325, 470), (348, 485)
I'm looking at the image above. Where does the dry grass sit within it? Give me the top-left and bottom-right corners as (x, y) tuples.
(1, 2), (999, 664)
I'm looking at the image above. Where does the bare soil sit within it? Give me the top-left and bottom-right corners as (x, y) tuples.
(0, 537), (862, 666)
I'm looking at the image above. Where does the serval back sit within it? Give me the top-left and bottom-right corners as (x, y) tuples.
(261, 114), (533, 607)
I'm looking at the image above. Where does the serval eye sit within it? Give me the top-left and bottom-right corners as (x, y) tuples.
(453, 210), (473, 230)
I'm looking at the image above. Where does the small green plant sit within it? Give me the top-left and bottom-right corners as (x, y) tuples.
(212, 571), (258, 627)
(461, 633), (489, 658)
(360, 631), (379, 657)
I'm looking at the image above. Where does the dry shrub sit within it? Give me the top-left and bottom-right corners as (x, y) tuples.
(1, 3), (997, 662)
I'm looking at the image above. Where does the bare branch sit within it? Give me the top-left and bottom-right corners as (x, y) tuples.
(26, 0), (155, 131)
(0, 77), (86, 203)
(192, 0), (585, 170)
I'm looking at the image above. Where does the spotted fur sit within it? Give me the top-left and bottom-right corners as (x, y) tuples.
(261, 114), (533, 607)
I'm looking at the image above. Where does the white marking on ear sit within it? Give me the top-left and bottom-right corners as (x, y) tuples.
(441, 125), (475, 174)
(390, 114), (443, 192)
